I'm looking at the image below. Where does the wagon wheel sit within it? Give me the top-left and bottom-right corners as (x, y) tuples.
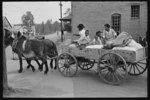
(97, 52), (128, 85)
(127, 58), (147, 76)
(57, 52), (78, 77)
(78, 60), (95, 70)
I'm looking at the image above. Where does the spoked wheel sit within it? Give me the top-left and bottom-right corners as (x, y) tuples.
(127, 58), (147, 76)
(97, 52), (128, 85)
(78, 60), (95, 70)
(57, 52), (78, 77)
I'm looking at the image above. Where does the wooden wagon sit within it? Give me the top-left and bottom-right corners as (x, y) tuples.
(57, 44), (147, 85)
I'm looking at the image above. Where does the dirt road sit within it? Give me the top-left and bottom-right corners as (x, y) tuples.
(4, 32), (147, 97)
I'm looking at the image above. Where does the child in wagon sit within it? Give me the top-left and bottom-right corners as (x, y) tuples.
(78, 30), (91, 45)
(90, 31), (103, 45)
(77, 30), (91, 49)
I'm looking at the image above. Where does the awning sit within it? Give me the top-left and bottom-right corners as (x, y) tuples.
(59, 14), (71, 22)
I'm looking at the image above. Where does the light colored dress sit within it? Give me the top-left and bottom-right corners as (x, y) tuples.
(76, 29), (86, 43)
(69, 29), (87, 48)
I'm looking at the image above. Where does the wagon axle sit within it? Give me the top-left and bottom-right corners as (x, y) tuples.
(64, 63), (70, 68)
(108, 66), (116, 72)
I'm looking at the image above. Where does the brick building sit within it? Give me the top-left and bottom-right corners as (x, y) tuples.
(71, 1), (147, 40)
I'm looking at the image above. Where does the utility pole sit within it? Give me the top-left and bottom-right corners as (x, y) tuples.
(60, 1), (64, 42)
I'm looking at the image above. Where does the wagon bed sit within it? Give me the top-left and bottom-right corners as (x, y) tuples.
(57, 44), (147, 85)
(65, 45), (146, 63)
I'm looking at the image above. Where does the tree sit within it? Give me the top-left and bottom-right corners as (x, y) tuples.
(64, 8), (71, 16)
(34, 20), (61, 35)
(44, 22), (51, 34)
(35, 24), (41, 34)
(53, 21), (61, 32)
(21, 11), (34, 27)
(40, 22), (45, 35)
(21, 14), (28, 26)
(3, 27), (9, 95)
(46, 19), (53, 33)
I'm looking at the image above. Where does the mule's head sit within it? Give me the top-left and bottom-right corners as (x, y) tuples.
(11, 30), (28, 53)
(4, 28), (14, 48)
(12, 30), (27, 41)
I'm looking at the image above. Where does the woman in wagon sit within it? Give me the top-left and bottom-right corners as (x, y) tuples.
(102, 23), (117, 44)
(69, 24), (87, 48)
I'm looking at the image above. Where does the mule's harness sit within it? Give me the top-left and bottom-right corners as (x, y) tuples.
(12, 38), (18, 51)
(12, 37), (58, 60)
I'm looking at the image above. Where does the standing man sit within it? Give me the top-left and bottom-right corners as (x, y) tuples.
(102, 24), (117, 44)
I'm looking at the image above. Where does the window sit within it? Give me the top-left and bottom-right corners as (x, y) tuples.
(131, 5), (140, 18)
(112, 13), (121, 34)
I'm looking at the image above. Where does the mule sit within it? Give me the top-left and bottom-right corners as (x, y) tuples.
(11, 31), (42, 72)
(42, 39), (58, 70)
(4, 28), (43, 73)
(25, 35), (58, 71)
(21, 31), (58, 71)
(4, 28), (14, 48)
(12, 31), (58, 74)
(12, 32), (48, 74)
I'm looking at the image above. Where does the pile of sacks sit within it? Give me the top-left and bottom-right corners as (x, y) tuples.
(103, 32), (143, 51)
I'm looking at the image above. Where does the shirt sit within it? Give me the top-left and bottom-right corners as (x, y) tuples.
(102, 28), (117, 41)
(77, 29), (86, 43)
(92, 37), (102, 45)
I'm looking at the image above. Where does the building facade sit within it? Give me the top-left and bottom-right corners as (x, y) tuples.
(71, 1), (147, 40)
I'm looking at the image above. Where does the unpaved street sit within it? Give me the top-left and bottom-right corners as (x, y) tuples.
(4, 32), (147, 97)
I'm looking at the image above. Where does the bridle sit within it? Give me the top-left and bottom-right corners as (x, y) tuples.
(12, 32), (29, 51)
(12, 37), (19, 52)
(11, 31), (23, 51)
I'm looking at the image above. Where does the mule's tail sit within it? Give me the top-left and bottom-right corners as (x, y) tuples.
(53, 42), (58, 56)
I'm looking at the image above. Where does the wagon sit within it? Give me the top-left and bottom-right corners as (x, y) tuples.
(57, 43), (147, 85)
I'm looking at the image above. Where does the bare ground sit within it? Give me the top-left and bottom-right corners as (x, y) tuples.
(3, 32), (147, 98)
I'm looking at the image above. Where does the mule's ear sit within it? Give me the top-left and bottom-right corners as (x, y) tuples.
(17, 31), (22, 38)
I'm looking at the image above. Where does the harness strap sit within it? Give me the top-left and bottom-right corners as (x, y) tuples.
(22, 40), (27, 51)
(12, 39), (18, 51)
